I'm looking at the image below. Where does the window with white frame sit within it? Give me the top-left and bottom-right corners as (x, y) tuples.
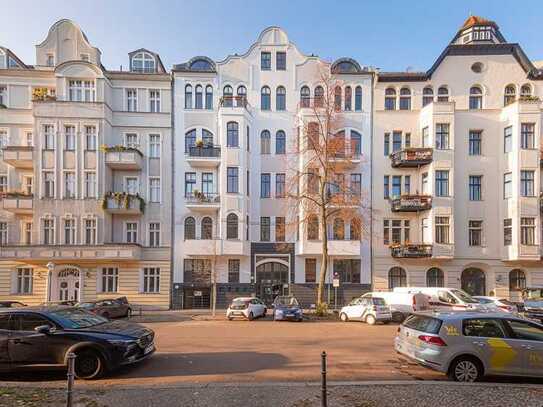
(0, 129), (6, 156)
(25, 131), (33, 147)
(68, 80), (95, 102)
(64, 172), (76, 198)
(126, 89), (137, 112)
(46, 54), (54, 67)
(520, 170), (535, 197)
(42, 218), (55, 245)
(63, 218), (76, 245)
(521, 123), (535, 149)
(131, 52), (155, 73)
(520, 217), (535, 245)
(124, 133), (138, 149)
(382, 219), (410, 245)
(435, 216), (450, 244)
(149, 177), (160, 202)
(85, 126), (96, 150)
(503, 173), (512, 199)
(64, 125), (75, 151)
(43, 125), (54, 149)
(142, 267), (160, 293)
(84, 172), (96, 198)
(149, 134), (160, 158)
(125, 177), (139, 195)
(15, 268), (33, 294)
(149, 222), (160, 247)
(468, 220), (483, 246)
(23, 221), (32, 245)
(100, 268), (118, 293)
(43, 171), (55, 198)
(126, 222), (138, 243)
(149, 90), (160, 112)
(84, 218), (97, 245)
(0, 86), (6, 106)
(0, 222), (7, 246)
(0, 175), (7, 193)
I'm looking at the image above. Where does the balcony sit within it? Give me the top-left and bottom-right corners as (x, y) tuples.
(390, 195), (432, 212)
(2, 146), (34, 169)
(390, 243), (432, 258)
(185, 192), (220, 212)
(104, 146), (143, 170)
(220, 95), (250, 110)
(2, 193), (33, 214)
(390, 148), (433, 168)
(186, 145), (221, 167)
(297, 239), (360, 256)
(329, 149), (361, 167)
(102, 192), (144, 215)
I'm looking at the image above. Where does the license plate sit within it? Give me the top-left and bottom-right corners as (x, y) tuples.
(144, 344), (154, 355)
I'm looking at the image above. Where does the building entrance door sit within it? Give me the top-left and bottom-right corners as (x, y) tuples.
(255, 262), (289, 305)
(57, 268), (80, 302)
(461, 268), (486, 296)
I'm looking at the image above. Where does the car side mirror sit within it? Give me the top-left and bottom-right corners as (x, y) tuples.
(34, 325), (51, 335)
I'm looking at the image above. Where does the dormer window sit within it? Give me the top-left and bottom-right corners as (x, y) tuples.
(131, 52), (156, 73)
(0, 50), (5, 69)
(472, 26), (493, 41)
(46, 54), (55, 67)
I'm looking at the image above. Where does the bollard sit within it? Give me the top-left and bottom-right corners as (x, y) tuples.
(66, 352), (76, 407)
(321, 351), (327, 407)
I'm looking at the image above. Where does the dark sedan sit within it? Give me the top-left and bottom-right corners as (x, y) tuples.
(78, 298), (131, 319)
(0, 301), (27, 308)
(272, 296), (303, 322)
(0, 307), (155, 379)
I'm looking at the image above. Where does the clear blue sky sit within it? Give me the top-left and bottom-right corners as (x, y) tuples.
(2, 0), (542, 72)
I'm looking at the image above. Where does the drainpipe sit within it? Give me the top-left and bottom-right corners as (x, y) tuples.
(169, 73), (176, 310)
(369, 72), (375, 292)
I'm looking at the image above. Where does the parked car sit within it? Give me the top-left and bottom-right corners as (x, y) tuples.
(362, 291), (429, 322)
(0, 306), (155, 379)
(521, 288), (543, 323)
(473, 296), (517, 313)
(272, 296), (303, 322)
(40, 301), (78, 307)
(77, 298), (131, 319)
(0, 301), (26, 308)
(340, 296), (392, 325)
(226, 297), (267, 321)
(395, 311), (543, 382)
(393, 287), (488, 312)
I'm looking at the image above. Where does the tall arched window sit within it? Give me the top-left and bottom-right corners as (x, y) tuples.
(350, 218), (361, 240)
(260, 130), (271, 154)
(300, 86), (310, 108)
(275, 130), (286, 154)
(226, 213), (238, 239)
(504, 84), (516, 106)
(307, 215), (319, 240)
(261, 86), (271, 110)
(276, 86), (286, 111)
(314, 86), (324, 108)
(184, 217), (196, 240)
(388, 267), (407, 289)
(509, 269), (526, 291)
(333, 218), (345, 240)
(201, 217), (213, 240)
(422, 86), (434, 106)
(437, 86), (449, 102)
(399, 87), (411, 110)
(426, 267), (444, 287)
(354, 86), (362, 111)
(350, 130), (362, 156)
(385, 88), (396, 110)
(205, 85), (213, 109)
(195, 85), (203, 109)
(202, 129), (213, 146)
(185, 129), (196, 153)
(131, 52), (156, 73)
(223, 85), (233, 107)
(184, 84), (193, 109)
(469, 86), (483, 109)
(226, 121), (239, 147)
(520, 84), (532, 98)
(236, 85), (247, 107)
(344, 86), (352, 111)
(334, 86), (342, 111)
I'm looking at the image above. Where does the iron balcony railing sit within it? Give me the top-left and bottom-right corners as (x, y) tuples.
(390, 148), (433, 168)
(390, 194), (432, 212)
(185, 192), (220, 204)
(187, 145), (221, 158)
(390, 243), (433, 258)
(220, 96), (250, 109)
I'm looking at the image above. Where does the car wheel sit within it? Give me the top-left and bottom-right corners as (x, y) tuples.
(227, 314), (233, 321)
(448, 356), (483, 382)
(263, 308), (267, 317)
(365, 315), (376, 325)
(74, 350), (104, 380)
(248, 312), (254, 321)
(340, 312), (349, 322)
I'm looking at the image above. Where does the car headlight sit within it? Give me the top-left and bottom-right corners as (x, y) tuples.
(276, 309), (283, 314)
(108, 339), (137, 346)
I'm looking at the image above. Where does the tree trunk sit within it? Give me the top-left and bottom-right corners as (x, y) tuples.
(317, 204), (328, 309)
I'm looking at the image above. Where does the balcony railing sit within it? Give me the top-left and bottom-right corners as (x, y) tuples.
(102, 192), (145, 214)
(220, 96), (250, 110)
(104, 146), (143, 170)
(390, 148), (433, 168)
(2, 146), (34, 169)
(187, 145), (221, 158)
(390, 194), (432, 212)
(185, 192), (220, 205)
(1, 192), (33, 214)
(390, 243), (432, 258)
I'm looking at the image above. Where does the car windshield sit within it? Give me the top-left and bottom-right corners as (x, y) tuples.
(232, 299), (249, 306)
(48, 308), (108, 329)
(371, 298), (386, 306)
(275, 297), (299, 306)
(77, 302), (96, 308)
(451, 289), (478, 304)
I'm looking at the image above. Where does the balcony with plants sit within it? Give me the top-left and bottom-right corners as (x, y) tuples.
(101, 191), (145, 215)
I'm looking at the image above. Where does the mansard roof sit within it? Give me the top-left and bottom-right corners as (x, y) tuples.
(173, 56), (216, 73)
(331, 58), (368, 74)
(127, 48), (166, 73)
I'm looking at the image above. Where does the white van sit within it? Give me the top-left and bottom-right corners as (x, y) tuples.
(362, 291), (430, 322)
(392, 287), (485, 312)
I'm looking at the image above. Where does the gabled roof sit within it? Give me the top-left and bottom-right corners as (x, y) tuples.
(128, 48), (166, 73)
(0, 47), (30, 69)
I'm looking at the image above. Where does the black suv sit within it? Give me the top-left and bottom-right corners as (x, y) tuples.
(0, 306), (155, 379)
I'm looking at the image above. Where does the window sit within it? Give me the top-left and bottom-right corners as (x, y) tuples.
(520, 217), (535, 245)
(422, 86), (434, 106)
(184, 172), (196, 197)
(344, 86), (352, 111)
(504, 126), (512, 153)
(388, 267), (407, 289)
(469, 175), (482, 201)
(469, 220), (483, 246)
(46, 54), (54, 66)
(503, 218), (512, 246)
(305, 259), (316, 283)
(521, 123), (535, 149)
(261, 86), (271, 110)
(469, 131), (481, 155)
(205, 85), (213, 109)
(260, 130), (271, 154)
(300, 86), (310, 108)
(333, 259), (360, 283)
(275, 217), (285, 242)
(68, 80), (95, 102)
(202, 129), (213, 147)
(384, 88), (396, 110)
(503, 173), (512, 199)
(222, 85), (233, 107)
(260, 217), (271, 242)
(276, 86), (286, 110)
(0, 175), (6, 193)
(350, 218), (361, 240)
(435, 123), (449, 149)
(184, 217), (195, 239)
(399, 87), (411, 110)
(149, 222), (160, 247)
(275, 130), (286, 154)
(149, 134), (161, 158)
(520, 84), (532, 98)
(0, 222), (7, 246)
(307, 122), (319, 150)
(64, 172), (76, 198)
(125, 177), (139, 195)
(197, 217), (212, 240)
(276, 52), (286, 70)
(333, 218), (345, 240)
(391, 175), (401, 197)
(194, 85), (203, 109)
(84, 218), (97, 245)
(469, 86), (483, 109)
(383, 133), (390, 156)
(43, 171), (55, 198)
(202, 172), (214, 196)
(42, 218), (54, 245)
(261, 173), (271, 198)
(437, 86), (449, 102)
(261, 52), (271, 70)
(184, 84), (193, 109)
(85, 126), (96, 150)
(334, 86), (342, 111)
(420, 127), (429, 148)
(275, 173), (285, 198)
(227, 213), (238, 239)
(143, 268), (160, 293)
(0, 86), (6, 106)
(504, 85), (516, 106)
(314, 86), (324, 107)
(237, 85), (247, 101)
(44, 124), (54, 150)
(307, 215), (319, 240)
(23, 222), (32, 245)
(435, 216), (450, 244)
(463, 319), (505, 338)
(520, 170), (535, 197)
(149, 178), (161, 202)
(507, 269), (526, 292)
(26, 131), (33, 147)
(354, 86), (362, 111)
(507, 319), (543, 342)
(131, 52), (155, 73)
(185, 129), (196, 153)
(149, 89), (161, 112)
(15, 268), (33, 294)
(126, 222), (138, 243)
(84, 172), (96, 198)
(228, 260), (240, 283)
(64, 126), (75, 150)
(227, 122), (239, 147)
(435, 170), (449, 197)
(350, 173), (362, 196)
(383, 175), (389, 199)
(426, 268), (444, 287)
(392, 131), (402, 153)
(246, 215), (250, 240)
(101, 268), (118, 293)
(123, 133), (139, 150)
(227, 167), (239, 193)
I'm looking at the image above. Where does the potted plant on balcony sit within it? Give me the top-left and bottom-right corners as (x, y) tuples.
(195, 139), (204, 148)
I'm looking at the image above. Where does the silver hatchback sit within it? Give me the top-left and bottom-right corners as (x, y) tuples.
(395, 311), (543, 381)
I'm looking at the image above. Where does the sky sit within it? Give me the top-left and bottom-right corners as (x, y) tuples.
(2, 0), (542, 72)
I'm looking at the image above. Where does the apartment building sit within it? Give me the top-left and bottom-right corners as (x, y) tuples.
(0, 20), (171, 307)
(172, 27), (373, 308)
(373, 16), (543, 300)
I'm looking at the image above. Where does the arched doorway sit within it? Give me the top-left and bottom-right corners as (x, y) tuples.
(461, 268), (485, 296)
(56, 267), (80, 302)
(255, 261), (289, 305)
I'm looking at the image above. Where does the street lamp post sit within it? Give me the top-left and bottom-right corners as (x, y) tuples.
(46, 262), (55, 303)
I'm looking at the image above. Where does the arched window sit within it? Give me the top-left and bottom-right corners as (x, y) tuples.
(314, 86), (324, 108)
(131, 52), (156, 73)
(307, 215), (319, 240)
(422, 86), (434, 106)
(201, 217), (213, 240)
(509, 269), (526, 291)
(437, 86), (449, 102)
(226, 121), (239, 147)
(350, 218), (361, 240)
(184, 84), (193, 109)
(205, 85), (213, 109)
(469, 86), (483, 109)
(184, 217), (196, 240)
(354, 86), (362, 111)
(333, 218), (345, 240)
(195, 85), (203, 109)
(261, 86), (271, 110)
(300, 86), (310, 108)
(236, 85), (247, 107)
(237, 85), (246, 96)
(276, 86), (286, 111)
(388, 267), (407, 289)
(344, 86), (352, 111)
(334, 86), (342, 111)
(350, 130), (362, 156)
(202, 129), (213, 147)
(520, 84), (532, 98)
(185, 129), (196, 153)
(399, 87), (411, 110)
(223, 85), (233, 107)
(260, 130), (271, 154)
(275, 130), (286, 154)
(226, 213), (238, 239)
(307, 122), (319, 150)
(504, 84), (516, 106)
(385, 88), (396, 110)
(426, 267), (444, 287)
